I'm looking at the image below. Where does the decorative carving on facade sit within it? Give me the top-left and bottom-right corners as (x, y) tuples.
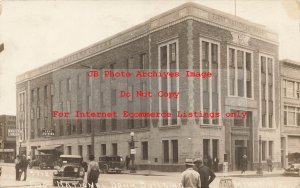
(231, 31), (250, 46)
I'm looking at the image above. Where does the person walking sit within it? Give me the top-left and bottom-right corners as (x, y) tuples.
(267, 157), (273, 172)
(213, 157), (219, 172)
(87, 155), (100, 188)
(125, 155), (130, 170)
(181, 159), (201, 188)
(193, 158), (216, 188)
(15, 155), (21, 181)
(19, 155), (29, 181)
(207, 155), (213, 170)
(240, 154), (248, 174)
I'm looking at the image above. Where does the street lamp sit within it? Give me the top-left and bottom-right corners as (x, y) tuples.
(256, 135), (263, 175)
(130, 131), (136, 173)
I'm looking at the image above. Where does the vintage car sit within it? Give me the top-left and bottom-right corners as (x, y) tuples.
(53, 155), (85, 186)
(98, 155), (124, 174)
(29, 154), (56, 169)
(283, 163), (300, 176)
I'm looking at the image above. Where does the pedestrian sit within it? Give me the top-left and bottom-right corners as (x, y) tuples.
(207, 155), (213, 170)
(267, 157), (273, 172)
(181, 159), (201, 188)
(82, 161), (88, 172)
(125, 155), (130, 170)
(19, 154), (29, 181)
(213, 157), (219, 172)
(15, 155), (21, 181)
(240, 154), (248, 174)
(203, 155), (208, 166)
(193, 158), (216, 188)
(87, 155), (100, 188)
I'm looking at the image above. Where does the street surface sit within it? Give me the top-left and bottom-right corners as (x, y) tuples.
(0, 164), (300, 188)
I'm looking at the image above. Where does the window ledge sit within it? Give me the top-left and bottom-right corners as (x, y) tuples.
(158, 125), (181, 130)
(200, 124), (223, 129)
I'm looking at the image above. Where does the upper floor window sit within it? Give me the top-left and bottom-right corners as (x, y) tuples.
(158, 40), (179, 126)
(284, 105), (300, 127)
(227, 47), (253, 98)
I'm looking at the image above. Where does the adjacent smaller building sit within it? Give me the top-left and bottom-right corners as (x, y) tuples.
(0, 115), (16, 162)
(280, 59), (300, 168)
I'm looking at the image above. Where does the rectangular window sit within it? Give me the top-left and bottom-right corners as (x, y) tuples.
(77, 74), (81, 89)
(140, 54), (146, 70)
(59, 80), (63, 94)
(228, 47), (252, 98)
(101, 144), (106, 156)
(112, 143), (117, 155)
(31, 89), (34, 102)
(37, 88), (40, 101)
(269, 141), (273, 158)
(142, 141), (148, 160)
(269, 114), (273, 128)
(171, 140), (178, 163)
(111, 118), (117, 130)
(159, 41), (179, 126)
(100, 92), (104, 107)
(212, 139), (219, 159)
(87, 119), (91, 133)
(128, 119), (134, 129)
(67, 146), (72, 155)
(203, 139), (210, 158)
(262, 141), (266, 161)
(162, 140), (169, 163)
(67, 78), (71, 92)
(78, 145), (83, 156)
(282, 80), (286, 97)
(261, 56), (266, 73)
(87, 145), (92, 157)
(262, 84), (266, 100)
(100, 119), (106, 132)
(286, 81), (295, 98)
(111, 89), (117, 106)
(262, 114), (266, 128)
(87, 95), (91, 111)
(44, 85), (48, 99)
(284, 111), (287, 125)
(77, 120), (82, 134)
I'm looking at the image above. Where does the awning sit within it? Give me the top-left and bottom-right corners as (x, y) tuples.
(38, 144), (62, 151)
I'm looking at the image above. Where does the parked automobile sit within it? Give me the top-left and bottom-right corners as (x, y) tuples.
(29, 154), (56, 169)
(53, 155), (85, 186)
(98, 155), (124, 174)
(283, 163), (300, 176)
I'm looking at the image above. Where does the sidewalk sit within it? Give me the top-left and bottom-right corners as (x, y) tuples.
(122, 169), (284, 178)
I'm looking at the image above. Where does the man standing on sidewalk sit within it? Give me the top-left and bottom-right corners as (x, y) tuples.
(267, 157), (273, 172)
(181, 159), (201, 188)
(15, 155), (21, 181)
(19, 154), (29, 181)
(194, 158), (216, 188)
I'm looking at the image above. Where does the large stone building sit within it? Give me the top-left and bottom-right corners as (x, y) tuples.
(0, 115), (16, 162)
(16, 3), (280, 171)
(280, 59), (300, 168)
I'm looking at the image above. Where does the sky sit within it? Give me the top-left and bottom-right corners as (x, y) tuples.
(0, 0), (299, 115)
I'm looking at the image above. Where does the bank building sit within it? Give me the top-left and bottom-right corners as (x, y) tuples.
(16, 2), (280, 171)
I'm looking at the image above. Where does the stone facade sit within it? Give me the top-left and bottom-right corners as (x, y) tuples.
(279, 59), (300, 168)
